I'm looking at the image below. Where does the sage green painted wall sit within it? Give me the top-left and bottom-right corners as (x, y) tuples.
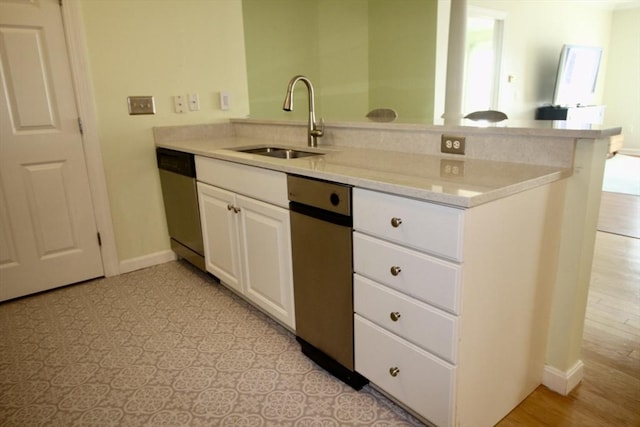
(243, 0), (319, 121)
(316, 1), (370, 121)
(79, 0), (249, 264)
(242, 0), (437, 122)
(243, 0), (369, 122)
(368, 0), (438, 122)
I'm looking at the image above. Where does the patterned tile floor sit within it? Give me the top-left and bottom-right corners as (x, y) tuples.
(0, 261), (424, 426)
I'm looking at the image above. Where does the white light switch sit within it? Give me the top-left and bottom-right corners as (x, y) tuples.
(220, 91), (230, 110)
(174, 95), (186, 113)
(188, 93), (200, 111)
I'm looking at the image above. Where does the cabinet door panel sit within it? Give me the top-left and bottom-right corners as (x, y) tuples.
(197, 182), (242, 293)
(237, 195), (295, 329)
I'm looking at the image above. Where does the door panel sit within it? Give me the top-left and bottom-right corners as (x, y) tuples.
(1, 25), (56, 129)
(0, 182), (18, 269)
(22, 161), (77, 256)
(0, 0), (103, 301)
(238, 194), (295, 329)
(197, 182), (242, 293)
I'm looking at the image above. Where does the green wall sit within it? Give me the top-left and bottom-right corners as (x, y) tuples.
(80, 0), (249, 264)
(242, 0), (321, 121)
(243, 0), (438, 122)
(369, 0), (438, 122)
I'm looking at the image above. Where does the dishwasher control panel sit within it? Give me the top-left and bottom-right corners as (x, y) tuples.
(287, 174), (351, 216)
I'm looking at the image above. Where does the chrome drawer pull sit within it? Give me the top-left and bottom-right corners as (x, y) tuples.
(389, 366), (400, 377)
(390, 311), (401, 322)
(390, 266), (402, 276)
(390, 217), (402, 228)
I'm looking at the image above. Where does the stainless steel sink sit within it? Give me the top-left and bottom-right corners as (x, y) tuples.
(235, 146), (324, 159)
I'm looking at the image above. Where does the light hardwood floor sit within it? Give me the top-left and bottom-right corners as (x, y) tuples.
(498, 199), (640, 425)
(597, 192), (640, 239)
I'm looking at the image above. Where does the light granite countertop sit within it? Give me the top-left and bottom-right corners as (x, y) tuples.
(155, 135), (571, 208)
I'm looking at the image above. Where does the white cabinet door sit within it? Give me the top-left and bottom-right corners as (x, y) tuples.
(237, 195), (295, 329)
(197, 182), (242, 293)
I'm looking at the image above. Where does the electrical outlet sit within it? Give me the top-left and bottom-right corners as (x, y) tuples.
(440, 159), (465, 177)
(441, 135), (466, 155)
(127, 96), (155, 115)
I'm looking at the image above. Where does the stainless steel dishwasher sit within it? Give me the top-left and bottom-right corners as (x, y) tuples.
(156, 148), (205, 271)
(288, 175), (368, 389)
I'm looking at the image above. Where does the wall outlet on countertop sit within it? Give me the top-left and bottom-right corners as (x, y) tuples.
(441, 135), (466, 155)
(440, 159), (465, 177)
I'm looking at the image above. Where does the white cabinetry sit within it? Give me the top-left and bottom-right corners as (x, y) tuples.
(353, 185), (564, 426)
(198, 183), (242, 292)
(196, 157), (295, 329)
(353, 188), (461, 427)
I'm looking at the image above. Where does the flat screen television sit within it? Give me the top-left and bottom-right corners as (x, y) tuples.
(552, 44), (603, 107)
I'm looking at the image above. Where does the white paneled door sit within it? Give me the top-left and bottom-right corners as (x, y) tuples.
(0, 0), (103, 301)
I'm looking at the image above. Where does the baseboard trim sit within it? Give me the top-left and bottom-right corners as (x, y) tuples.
(542, 360), (584, 395)
(618, 148), (640, 157)
(119, 250), (176, 274)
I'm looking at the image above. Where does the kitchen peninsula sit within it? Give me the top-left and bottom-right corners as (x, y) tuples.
(154, 118), (620, 426)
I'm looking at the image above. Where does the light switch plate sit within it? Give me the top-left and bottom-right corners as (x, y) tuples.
(127, 96), (155, 115)
(219, 91), (230, 110)
(174, 95), (186, 113)
(188, 93), (200, 111)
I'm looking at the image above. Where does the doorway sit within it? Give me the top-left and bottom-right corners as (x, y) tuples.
(0, 0), (112, 300)
(463, 7), (505, 115)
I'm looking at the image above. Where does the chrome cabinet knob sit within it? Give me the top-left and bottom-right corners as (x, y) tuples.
(233, 207), (241, 213)
(390, 311), (401, 322)
(227, 204), (233, 211)
(390, 266), (401, 276)
(389, 366), (400, 377)
(390, 217), (402, 228)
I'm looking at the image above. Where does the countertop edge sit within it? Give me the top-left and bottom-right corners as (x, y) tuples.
(155, 139), (571, 209)
(231, 118), (622, 139)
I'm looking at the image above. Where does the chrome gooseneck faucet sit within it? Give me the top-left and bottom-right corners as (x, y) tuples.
(283, 75), (324, 147)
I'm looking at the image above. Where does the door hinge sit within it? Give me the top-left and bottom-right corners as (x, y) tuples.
(97, 232), (102, 247)
(78, 117), (84, 135)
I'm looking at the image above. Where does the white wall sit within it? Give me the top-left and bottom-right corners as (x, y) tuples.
(471, 1), (613, 120)
(603, 7), (640, 155)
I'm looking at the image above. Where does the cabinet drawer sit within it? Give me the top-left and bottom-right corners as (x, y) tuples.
(354, 275), (457, 363)
(195, 156), (288, 208)
(355, 315), (454, 427)
(353, 188), (464, 261)
(353, 232), (461, 314)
